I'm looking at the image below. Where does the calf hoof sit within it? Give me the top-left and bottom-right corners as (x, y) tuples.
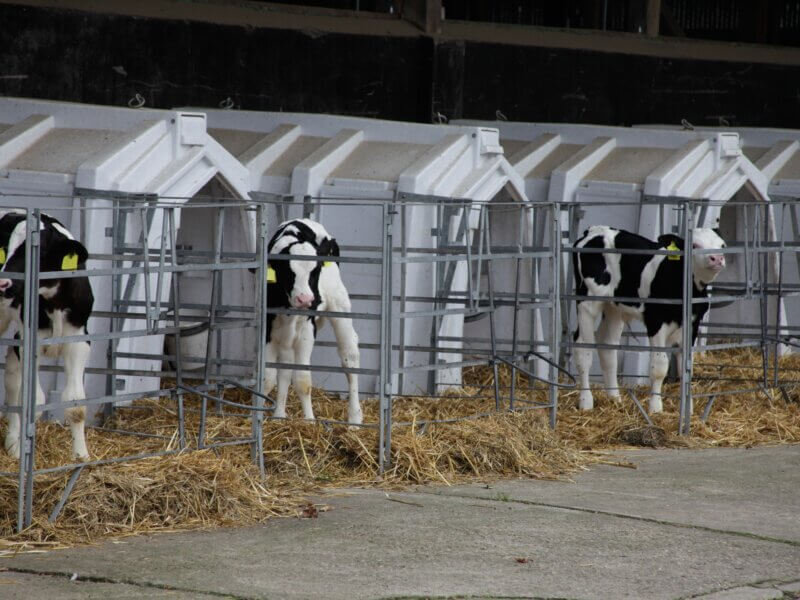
(72, 451), (90, 462)
(608, 392), (622, 403)
(578, 391), (594, 411)
(271, 409), (287, 420)
(649, 398), (663, 414)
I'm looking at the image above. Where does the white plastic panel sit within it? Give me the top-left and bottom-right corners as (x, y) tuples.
(0, 97), (251, 416)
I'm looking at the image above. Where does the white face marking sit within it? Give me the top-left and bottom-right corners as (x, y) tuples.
(39, 283), (60, 299)
(50, 221), (75, 240)
(288, 241), (318, 305)
(270, 219), (337, 308)
(690, 228), (726, 286)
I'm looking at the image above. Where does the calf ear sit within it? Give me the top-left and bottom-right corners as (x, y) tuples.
(52, 238), (89, 269)
(657, 234), (684, 249)
(318, 237), (340, 258)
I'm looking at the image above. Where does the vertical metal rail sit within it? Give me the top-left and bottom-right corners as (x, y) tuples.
(251, 202), (268, 475)
(483, 205), (501, 409)
(755, 205), (769, 388)
(378, 201), (394, 472)
(106, 198), (125, 420)
(560, 204), (579, 370)
(166, 207), (186, 450)
(678, 202), (694, 436)
(396, 202), (408, 395)
(154, 209), (169, 334)
(428, 202), (445, 395)
(762, 202), (776, 388)
(528, 204), (541, 397)
(508, 205), (523, 410)
(549, 202), (562, 429)
(213, 207), (226, 416)
(17, 209), (41, 531)
(139, 207), (155, 332)
(198, 207), (226, 446)
(772, 199), (786, 387)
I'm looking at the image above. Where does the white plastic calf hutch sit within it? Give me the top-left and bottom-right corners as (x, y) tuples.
(193, 107), (533, 396)
(455, 119), (774, 382)
(639, 124), (800, 351)
(0, 97), (251, 419)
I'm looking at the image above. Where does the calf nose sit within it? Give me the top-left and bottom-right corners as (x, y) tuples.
(0, 279), (11, 292)
(294, 293), (314, 308)
(710, 254), (725, 268)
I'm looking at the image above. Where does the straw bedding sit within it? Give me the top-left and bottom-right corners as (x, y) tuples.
(555, 348), (800, 449)
(0, 347), (797, 553)
(0, 383), (587, 553)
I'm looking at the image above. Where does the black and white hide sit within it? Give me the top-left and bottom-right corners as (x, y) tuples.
(0, 211), (93, 461)
(573, 225), (726, 413)
(264, 219), (362, 424)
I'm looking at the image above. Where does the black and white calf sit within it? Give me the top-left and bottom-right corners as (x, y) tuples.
(264, 219), (362, 424)
(573, 225), (726, 413)
(0, 211), (93, 460)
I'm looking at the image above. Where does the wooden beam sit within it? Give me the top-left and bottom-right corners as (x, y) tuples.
(645, 0), (661, 37)
(657, 4), (685, 37)
(397, 0), (442, 35)
(5, 0), (800, 67)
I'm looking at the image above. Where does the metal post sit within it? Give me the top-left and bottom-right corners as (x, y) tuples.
(483, 205), (501, 410)
(199, 206), (226, 446)
(397, 202), (408, 395)
(772, 200), (786, 387)
(251, 202), (268, 474)
(678, 202), (694, 435)
(17, 209), (41, 531)
(549, 202), (562, 429)
(105, 199), (124, 421)
(756, 203), (769, 388)
(509, 204), (523, 409)
(167, 207), (186, 450)
(378, 201), (394, 472)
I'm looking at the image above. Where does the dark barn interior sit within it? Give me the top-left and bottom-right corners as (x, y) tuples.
(1, 0), (800, 127)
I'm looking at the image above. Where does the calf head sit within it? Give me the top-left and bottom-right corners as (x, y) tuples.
(0, 217), (89, 305)
(659, 228), (726, 286)
(269, 235), (339, 309)
(690, 228), (727, 284)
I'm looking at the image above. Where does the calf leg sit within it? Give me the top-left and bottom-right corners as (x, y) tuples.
(271, 336), (296, 419)
(648, 325), (670, 413)
(62, 341), (90, 461)
(574, 301), (601, 410)
(596, 310), (625, 402)
(262, 342), (277, 399)
(4, 347), (45, 459)
(4, 348), (22, 458)
(293, 320), (315, 420)
(329, 316), (362, 425)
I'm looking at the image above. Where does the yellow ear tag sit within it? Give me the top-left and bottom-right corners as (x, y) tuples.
(0, 248), (5, 265)
(666, 241), (681, 261)
(61, 253), (79, 271)
(266, 266), (277, 283)
(323, 261), (333, 268)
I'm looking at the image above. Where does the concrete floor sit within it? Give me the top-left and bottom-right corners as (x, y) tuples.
(1, 446), (799, 600)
